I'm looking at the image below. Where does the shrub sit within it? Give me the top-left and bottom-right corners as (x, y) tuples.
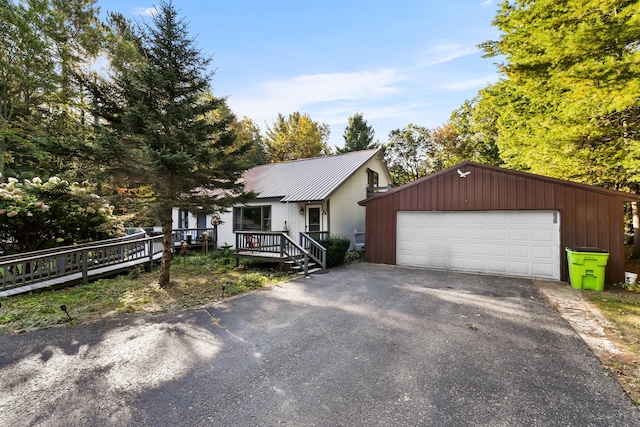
(344, 250), (361, 263)
(319, 236), (350, 268)
(0, 177), (124, 253)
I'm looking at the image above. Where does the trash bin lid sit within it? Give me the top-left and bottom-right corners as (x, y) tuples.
(566, 247), (608, 253)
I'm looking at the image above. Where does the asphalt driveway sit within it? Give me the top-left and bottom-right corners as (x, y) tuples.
(1, 263), (638, 426)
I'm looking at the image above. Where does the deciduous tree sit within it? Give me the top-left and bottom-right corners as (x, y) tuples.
(385, 124), (438, 185)
(480, 0), (640, 254)
(265, 112), (331, 162)
(0, 0), (103, 180)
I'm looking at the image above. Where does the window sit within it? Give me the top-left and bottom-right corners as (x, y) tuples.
(367, 168), (379, 187)
(233, 206), (271, 231)
(178, 210), (189, 228)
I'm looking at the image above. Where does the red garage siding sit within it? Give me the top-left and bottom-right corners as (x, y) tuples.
(360, 162), (640, 283)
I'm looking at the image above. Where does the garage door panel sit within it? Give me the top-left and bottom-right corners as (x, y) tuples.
(532, 246), (553, 259)
(509, 229), (530, 241)
(450, 257), (467, 270)
(533, 230), (554, 242)
(487, 244), (506, 256)
(487, 260), (507, 273)
(509, 261), (531, 276)
(509, 245), (529, 258)
(487, 228), (507, 241)
(468, 228), (485, 239)
(468, 258), (486, 271)
(431, 255), (450, 268)
(396, 211), (560, 280)
(533, 263), (554, 276)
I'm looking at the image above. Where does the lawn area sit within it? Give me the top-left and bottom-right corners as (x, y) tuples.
(585, 287), (640, 405)
(0, 251), (294, 334)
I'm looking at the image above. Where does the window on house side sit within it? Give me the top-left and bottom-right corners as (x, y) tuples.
(367, 169), (379, 187)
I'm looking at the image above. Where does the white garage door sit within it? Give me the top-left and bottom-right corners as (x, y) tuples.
(396, 211), (560, 280)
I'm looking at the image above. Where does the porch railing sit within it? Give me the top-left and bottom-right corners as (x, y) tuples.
(367, 186), (391, 198)
(0, 230), (148, 262)
(173, 227), (217, 248)
(235, 231), (327, 274)
(0, 235), (164, 295)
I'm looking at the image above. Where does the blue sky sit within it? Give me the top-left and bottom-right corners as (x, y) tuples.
(97, 0), (502, 150)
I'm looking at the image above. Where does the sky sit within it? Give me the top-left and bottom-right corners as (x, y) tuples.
(97, 0), (503, 150)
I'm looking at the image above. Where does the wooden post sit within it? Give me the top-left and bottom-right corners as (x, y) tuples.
(82, 250), (89, 284)
(147, 237), (154, 272)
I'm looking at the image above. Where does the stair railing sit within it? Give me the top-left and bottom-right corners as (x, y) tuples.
(299, 232), (327, 269)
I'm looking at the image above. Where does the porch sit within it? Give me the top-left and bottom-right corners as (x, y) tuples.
(234, 231), (327, 275)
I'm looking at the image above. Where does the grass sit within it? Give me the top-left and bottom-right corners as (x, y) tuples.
(585, 286), (640, 405)
(0, 251), (294, 334)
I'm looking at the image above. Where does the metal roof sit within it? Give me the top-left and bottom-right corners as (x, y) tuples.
(244, 148), (383, 202)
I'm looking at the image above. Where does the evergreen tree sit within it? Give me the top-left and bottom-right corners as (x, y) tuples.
(338, 113), (377, 153)
(88, 2), (251, 287)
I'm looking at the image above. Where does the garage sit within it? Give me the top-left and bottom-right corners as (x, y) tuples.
(360, 161), (640, 283)
(396, 210), (560, 280)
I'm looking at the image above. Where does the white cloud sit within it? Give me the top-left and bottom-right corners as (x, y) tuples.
(133, 6), (156, 17)
(481, 0), (495, 6)
(228, 69), (404, 124)
(416, 42), (479, 67)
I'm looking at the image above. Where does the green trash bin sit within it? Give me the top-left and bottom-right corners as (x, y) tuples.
(565, 247), (609, 291)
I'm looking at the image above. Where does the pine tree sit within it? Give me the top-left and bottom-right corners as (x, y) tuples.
(338, 113), (377, 153)
(88, 1), (250, 287)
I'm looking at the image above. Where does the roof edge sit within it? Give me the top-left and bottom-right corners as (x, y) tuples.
(359, 161), (640, 205)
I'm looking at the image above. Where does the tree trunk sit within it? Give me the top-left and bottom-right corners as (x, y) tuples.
(631, 201), (640, 259)
(159, 205), (173, 287)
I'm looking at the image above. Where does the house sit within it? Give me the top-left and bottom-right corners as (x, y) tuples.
(173, 148), (391, 251)
(359, 161), (640, 284)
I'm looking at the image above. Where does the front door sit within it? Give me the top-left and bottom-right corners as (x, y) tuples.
(306, 205), (322, 232)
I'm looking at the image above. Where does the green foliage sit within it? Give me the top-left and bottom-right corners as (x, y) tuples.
(0, 176), (123, 253)
(0, 252), (292, 333)
(344, 250), (361, 263)
(385, 124), (438, 185)
(87, 2), (251, 286)
(319, 236), (350, 268)
(479, 0), (640, 188)
(265, 111), (332, 162)
(0, 0), (104, 180)
(434, 96), (502, 170)
(338, 113), (378, 153)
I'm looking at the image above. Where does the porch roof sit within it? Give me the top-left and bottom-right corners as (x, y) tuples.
(244, 148), (384, 202)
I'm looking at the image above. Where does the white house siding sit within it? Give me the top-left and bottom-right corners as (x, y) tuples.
(172, 150), (391, 250)
(215, 199), (302, 249)
(329, 157), (392, 249)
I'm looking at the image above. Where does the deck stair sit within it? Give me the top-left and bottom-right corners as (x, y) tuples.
(235, 231), (326, 275)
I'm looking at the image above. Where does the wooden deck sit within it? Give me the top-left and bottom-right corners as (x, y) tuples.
(0, 235), (164, 297)
(0, 251), (163, 297)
